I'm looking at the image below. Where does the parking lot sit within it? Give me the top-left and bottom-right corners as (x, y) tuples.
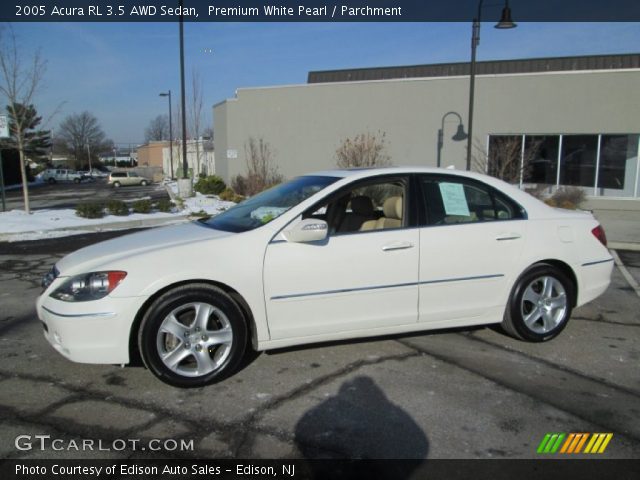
(2, 179), (170, 212)
(0, 230), (638, 459)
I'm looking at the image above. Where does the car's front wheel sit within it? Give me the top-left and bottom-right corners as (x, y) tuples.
(138, 284), (248, 387)
(140, 180), (148, 186)
(501, 264), (574, 342)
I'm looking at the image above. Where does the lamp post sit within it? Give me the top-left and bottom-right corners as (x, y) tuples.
(465, 0), (516, 171)
(179, 0), (188, 181)
(85, 143), (92, 172)
(159, 90), (174, 179)
(437, 112), (467, 168)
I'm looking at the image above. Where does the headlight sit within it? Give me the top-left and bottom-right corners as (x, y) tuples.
(50, 271), (127, 302)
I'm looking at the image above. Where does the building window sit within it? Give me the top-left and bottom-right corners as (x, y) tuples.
(597, 134), (639, 197)
(487, 135), (522, 183)
(488, 133), (640, 198)
(559, 135), (598, 188)
(523, 136), (559, 185)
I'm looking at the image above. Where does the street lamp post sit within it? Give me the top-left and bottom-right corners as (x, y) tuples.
(465, 0), (516, 171)
(159, 90), (174, 179)
(437, 112), (468, 168)
(179, 0), (188, 181)
(86, 143), (92, 172)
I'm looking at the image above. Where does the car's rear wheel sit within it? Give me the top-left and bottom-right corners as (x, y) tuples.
(48, 178), (56, 184)
(138, 284), (247, 387)
(501, 264), (574, 342)
(113, 181), (121, 188)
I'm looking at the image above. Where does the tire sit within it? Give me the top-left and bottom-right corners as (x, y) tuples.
(73, 178), (80, 184)
(48, 178), (56, 184)
(138, 284), (248, 387)
(140, 180), (148, 186)
(501, 263), (575, 342)
(113, 181), (121, 188)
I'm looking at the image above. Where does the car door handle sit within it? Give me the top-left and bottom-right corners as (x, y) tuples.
(382, 241), (414, 251)
(495, 233), (522, 241)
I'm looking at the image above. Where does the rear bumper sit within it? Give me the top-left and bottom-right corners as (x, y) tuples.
(577, 258), (614, 307)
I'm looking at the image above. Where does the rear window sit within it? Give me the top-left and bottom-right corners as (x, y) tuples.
(111, 172), (126, 178)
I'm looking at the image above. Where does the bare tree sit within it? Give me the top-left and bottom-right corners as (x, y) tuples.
(56, 111), (108, 170)
(0, 26), (47, 213)
(472, 136), (542, 184)
(335, 131), (391, 169)
(233, 137), (283, 196)
(188, 68), (205, 175)
(144, 114), (169, 142)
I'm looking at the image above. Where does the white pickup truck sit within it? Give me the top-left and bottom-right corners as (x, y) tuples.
(41, 169), (85, 184)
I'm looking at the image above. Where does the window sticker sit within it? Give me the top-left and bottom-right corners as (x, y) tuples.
(439, 182), (470, 216)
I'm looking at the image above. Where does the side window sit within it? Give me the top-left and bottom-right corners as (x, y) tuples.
(305, 178), (407, 235)
(419, 175), (523, 226)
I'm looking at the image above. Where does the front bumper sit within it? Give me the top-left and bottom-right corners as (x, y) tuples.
(37, 294), (145, 365)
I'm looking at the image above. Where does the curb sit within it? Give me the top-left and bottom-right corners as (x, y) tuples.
(609, 242), (640, 252)
(0, 214), (191, 242)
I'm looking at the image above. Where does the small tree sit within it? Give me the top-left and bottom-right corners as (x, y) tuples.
(144, 114), (169, 142)
(335, 131), (391, 169)
(57, 111), (109, 170)
(1, 103), (51, 164)
(472, 136), (541, 184)
(0, 27), (47, 213)
(234, 137), (283, 196)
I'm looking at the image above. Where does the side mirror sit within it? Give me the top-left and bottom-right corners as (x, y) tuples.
(283, 219), (328, 243)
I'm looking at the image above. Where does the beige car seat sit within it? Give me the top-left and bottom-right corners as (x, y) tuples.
(361, 196), (403, 231)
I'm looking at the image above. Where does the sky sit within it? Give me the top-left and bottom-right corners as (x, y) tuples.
(9, 21), (640, 147)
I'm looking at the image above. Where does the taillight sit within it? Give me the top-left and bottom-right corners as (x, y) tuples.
(591, 225), (607, 247)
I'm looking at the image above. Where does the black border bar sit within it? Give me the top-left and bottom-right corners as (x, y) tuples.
(2, 1), (640, 22)
(2, 459), (640, 480)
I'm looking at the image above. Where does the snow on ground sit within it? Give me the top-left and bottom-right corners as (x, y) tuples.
(0, 182), (236, 242)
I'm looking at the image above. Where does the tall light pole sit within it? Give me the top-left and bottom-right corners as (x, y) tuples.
(466, 0), (516, 171)
(437, 112), (467, 168)
(179, 0), (188, 181)
(159, 90), (174, 179)
(86, 143), (92, 172)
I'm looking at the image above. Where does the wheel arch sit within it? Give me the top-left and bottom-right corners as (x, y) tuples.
(526, 258), (578, 307)
(128, 279), (257, 365)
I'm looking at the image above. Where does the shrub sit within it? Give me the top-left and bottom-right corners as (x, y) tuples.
(546, 187), (586, 210)
(194, 175), (226, 195)
(218, 187), (245, 203)
(106, 199), (129, 216)
(76, 201), (104, 219)
(132, 199), (152, 214)
(156, 198), (173, 212)
(190, 209), (210, 218)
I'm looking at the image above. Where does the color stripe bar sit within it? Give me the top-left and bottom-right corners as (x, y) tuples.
(597, 433), (613, 453)
(537, 434), (552, 453)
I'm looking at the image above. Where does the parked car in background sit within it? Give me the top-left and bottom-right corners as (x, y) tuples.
(108, 171), (150, 187)
(38, 167), (613, 387)
(41, 169), (84, 184)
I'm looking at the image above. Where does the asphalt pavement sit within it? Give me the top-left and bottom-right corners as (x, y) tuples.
(0, 229), (638, 459)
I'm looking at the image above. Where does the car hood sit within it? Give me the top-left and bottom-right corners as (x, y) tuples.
(56, 222), (233, 276)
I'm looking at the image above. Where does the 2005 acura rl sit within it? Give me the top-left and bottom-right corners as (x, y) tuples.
(38, 168), (613, 387)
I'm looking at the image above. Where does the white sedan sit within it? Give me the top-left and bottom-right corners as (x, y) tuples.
(37, 167), (613, 387)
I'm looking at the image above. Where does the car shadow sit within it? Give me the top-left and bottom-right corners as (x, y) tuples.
(294, 375), (428, 475)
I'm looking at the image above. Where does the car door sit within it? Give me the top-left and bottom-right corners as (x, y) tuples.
(416, 174), (527, 326)
(263, 176), (419, 340)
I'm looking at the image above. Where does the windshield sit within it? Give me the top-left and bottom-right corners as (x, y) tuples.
(203, 175), (339, 233)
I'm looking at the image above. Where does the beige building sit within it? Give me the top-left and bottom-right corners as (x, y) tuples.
(136, 141), (168, 169)
(214, 54), (640, 210)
